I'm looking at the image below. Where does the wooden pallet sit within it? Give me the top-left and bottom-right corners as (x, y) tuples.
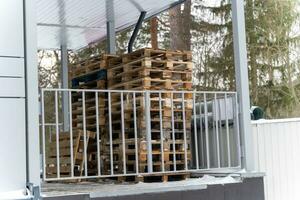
(71, 77), (107, 132)
(71, 54), (119, 78)
(108, 48), (192, 67)
(80, 172), (190, 183)
(106, 48), (193, 91)
(45, 130), (96, 179)
(108, 68), (192, 87)
(109, 93), (194, 108)
(108, 57), (192, 76)
(100, 134), (191, 171)
(101, 156), (191, 177)
(73, 78), (106, 89)
(108, 77), (192, 90)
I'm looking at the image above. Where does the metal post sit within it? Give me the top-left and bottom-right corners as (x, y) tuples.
(61, 44), (69, 132)
(145, 91), (153, 173)
(41, 90), (46, 180)
(231, 0), (254, 171)
(106, 0), (116, 54)
(25, 0), (41, 190)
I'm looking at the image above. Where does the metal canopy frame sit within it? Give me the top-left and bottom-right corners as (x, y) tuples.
(37, 0), (186, 50)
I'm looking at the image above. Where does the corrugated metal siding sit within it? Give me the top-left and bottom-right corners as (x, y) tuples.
(252, 119), (300, 200)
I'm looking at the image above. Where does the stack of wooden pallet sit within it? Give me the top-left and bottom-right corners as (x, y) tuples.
(102, 48), (193, 181)
(69, 54), (118, 175)
(46, 49), (193, 182)
(70, 54), (118, 131)
(45, 130), (96, 178)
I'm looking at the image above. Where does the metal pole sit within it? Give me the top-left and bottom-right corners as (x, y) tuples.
(231, 0), (254, 171)
(55, 91), (60, 178)
(108, 92), (114, 175)
(68, 91), (74, 177)
(61, 44), (69, 132)
(106, 0), (116, 54)
(145, 91), (153, 173)
(41, 90), (46, 180)
(203, 93), (210, 169)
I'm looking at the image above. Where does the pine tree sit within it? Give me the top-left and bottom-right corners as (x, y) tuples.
(192, 0), (300, 118)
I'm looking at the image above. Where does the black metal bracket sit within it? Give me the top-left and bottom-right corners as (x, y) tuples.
(128, 11), (147, 53)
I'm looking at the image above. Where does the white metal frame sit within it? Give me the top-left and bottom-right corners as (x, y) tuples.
(41, 88), (242, 181)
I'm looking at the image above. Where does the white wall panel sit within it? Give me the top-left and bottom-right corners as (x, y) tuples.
(0, 0), (28, 195)
(252, 119), (300, 200)
(0, 0), (24, 57)
(0, 98), (26, 193)
(0, 78), (25, 97)
(0, 57), (24, 77)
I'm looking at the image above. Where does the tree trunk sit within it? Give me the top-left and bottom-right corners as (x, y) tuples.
(150, 17), (158, 49)
(169, 0), (192, 51)
(182, 0), (192, 50)
(169, 5), (182, 50)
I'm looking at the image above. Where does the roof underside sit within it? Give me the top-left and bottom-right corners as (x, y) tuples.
(37, 0), (185, 50)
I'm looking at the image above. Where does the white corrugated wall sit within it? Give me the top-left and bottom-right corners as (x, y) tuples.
(252, 119), (300, 200)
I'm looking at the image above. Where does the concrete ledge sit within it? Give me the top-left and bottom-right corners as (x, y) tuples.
(42, 175), (265, 200)
(43, 194), (89, 200)
(91, 177), (264, 200)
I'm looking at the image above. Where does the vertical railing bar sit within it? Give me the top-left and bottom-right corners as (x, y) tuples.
(133, 92), (139, 174)
(159, 92), (165, 172)
(145, 91), (153, 173)
(198, 95), (204, 168)
(193, 92), (199, 170)
(182, 92), (188, 170)
(214, 94), (221, 168)
(224, 93), (231, 167)
(95, 92), (101, 175)
(121, 92), (126, 174)
(82, 91), (88, 177)
(235, 93), (242, 167)
(69, 91), (74, 177)
(55, 90), (60, 178)
(204, 93), (210, 169)
(49, 126), (52, 142)
(171, 93), (176, 171)
(218, 96), (223, 167)
(41, 90), (47, 180)
(108, 92), (114, 175)
(212, 94), (216, 163)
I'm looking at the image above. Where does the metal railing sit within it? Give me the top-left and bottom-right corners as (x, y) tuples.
(40, 123), (63, 142)
(41, 88), (241, 181)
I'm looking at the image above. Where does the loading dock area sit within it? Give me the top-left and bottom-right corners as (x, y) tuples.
(0, 0), (263, 199)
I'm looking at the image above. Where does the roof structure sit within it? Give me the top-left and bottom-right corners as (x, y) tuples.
(37, 0), (185, 50)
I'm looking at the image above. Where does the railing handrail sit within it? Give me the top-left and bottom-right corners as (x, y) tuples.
(252, 118), (300, 125)
(41, 88), (237, 94)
